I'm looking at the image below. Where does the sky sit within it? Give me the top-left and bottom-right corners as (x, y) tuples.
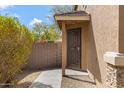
(0, 5), (53, 30)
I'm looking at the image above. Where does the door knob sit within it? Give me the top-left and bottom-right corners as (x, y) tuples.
(77, 47), (80, 51)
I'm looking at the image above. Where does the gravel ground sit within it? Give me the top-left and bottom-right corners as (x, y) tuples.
(12, 70), (41, 88)
(61, 75), (97, 88)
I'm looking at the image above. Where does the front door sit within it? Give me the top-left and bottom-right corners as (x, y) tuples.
(67, 28), (81, 70)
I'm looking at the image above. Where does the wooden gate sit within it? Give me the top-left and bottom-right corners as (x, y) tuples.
(67, 28), (81, 70)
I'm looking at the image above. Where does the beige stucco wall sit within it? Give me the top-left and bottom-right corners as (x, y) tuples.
(77, 5), (119, 87)
(119, 6), (124, 53)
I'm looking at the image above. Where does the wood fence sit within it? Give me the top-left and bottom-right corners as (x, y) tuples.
(24, 41), (62, 70)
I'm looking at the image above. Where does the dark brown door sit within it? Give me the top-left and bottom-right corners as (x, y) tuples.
(67, 28), (81, 70)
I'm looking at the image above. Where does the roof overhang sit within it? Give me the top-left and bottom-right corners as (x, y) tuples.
(55, 16), (90, 21)
(54, 11), (90, 30)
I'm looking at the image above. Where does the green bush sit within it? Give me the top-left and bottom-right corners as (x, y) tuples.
(0, 16), (33, 83)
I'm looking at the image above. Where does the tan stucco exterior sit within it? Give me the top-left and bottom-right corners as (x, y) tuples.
(55, 5), (124, 87)
(119, 6), (124, 53)
(76, 5), (120, 87)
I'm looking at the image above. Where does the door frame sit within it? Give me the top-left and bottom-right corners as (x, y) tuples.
(61, 22), (88, 76)
(67, 28), (82, 70)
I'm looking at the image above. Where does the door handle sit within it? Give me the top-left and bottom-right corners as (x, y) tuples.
(77, 47), (80, 51)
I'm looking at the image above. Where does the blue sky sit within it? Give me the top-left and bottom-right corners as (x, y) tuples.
(0, 5), (53, 30)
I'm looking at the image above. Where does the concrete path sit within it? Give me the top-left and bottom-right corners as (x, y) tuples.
(62, 69), (96, 88)
(30, 69), (62, 88)
(66, 69), (88, 75)
(30, 68), (90, 88)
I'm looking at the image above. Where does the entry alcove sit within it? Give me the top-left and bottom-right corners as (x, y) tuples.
(54, 11), (90, 75)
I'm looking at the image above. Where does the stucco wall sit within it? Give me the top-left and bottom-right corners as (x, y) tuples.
(119, 6), (124, 53)
(77, 5), (119, 87)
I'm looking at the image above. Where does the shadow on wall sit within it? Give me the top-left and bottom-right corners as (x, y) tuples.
(87, 17), (102, 83)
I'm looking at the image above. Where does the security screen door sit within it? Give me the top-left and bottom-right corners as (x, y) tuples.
(67, 28), (81, 70)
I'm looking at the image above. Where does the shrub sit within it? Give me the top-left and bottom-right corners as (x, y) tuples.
(0, 16), (33, 83)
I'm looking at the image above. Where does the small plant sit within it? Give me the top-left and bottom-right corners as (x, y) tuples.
(0, 16), (33, 84)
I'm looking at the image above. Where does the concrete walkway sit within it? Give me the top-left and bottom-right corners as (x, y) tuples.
(30, 68), (90, 88)
(30, 69), (62, 88)
(62, 69), (96, 88)
(66, 69), (88, 76)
